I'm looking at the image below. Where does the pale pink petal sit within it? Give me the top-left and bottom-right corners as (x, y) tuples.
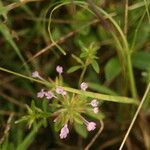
(80, 82), (88, 91)
(87, 122), (96, 131)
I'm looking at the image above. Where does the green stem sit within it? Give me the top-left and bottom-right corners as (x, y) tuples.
(0, 67), (137, 105)
(79, 65), (87, 86)
(63, 86), (138, 105)
(127, 54), (138, 99)
(131, 11), (146, 51)
(0, 67), (51, 87)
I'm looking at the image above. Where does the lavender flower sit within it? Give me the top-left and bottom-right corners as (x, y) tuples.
(80, 82), (88, 91)
(56, 87), (67, 95)
(32, 71), (44, 80)
(93, 107), (99, 114)
(59, 124), (69, 139)
(45, 91), (54, 99)
(56, 65), (63, 74)
(37, 89), (45, 98)
(82, 117), (96, 132)
(32, 71), (40, 78)
(91, 99), (98, 107)
(87, 122), (96, 131)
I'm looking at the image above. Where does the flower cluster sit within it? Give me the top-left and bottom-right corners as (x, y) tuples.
(32, 65), (101, 139)
(90, 99), (99, 114)
(37, 89), (55, 100)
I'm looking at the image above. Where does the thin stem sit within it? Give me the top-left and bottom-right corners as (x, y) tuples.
(79, 65), (87, 86)
(119, 82), (150, 150)
(0, 67), (51, 87)
(84, 120), (104, 150)
(144, 0), (150, 23)
(6, 0), (43, 12)
(86, 1), (138, 99)
(131, 11), (146, 51)
(124, 0), (128, 36)
(127, 54), (138, 99)
(0, 113), (14, 144)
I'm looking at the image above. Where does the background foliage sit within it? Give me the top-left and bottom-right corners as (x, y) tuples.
(0, 0), (150, 149)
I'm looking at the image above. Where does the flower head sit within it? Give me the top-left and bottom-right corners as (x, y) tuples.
(32, 71), (40, 78)
(87, 122), (96, 131)
(93, 107), (99, 114)
(56, 87), (67, 95)
(80, 82), (88, 91)
(56, 65), (63, 74)
(91, 99), (98, 107)
(45, 91), (54, 99)
(32, 71), (44, 80)
(37, 89), (45, 98)
(59, 124), (69, 139)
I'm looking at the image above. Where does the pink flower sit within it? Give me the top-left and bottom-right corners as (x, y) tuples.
(32, 71), (44, 80)
(37, 89), (45, 98)
(32, 71), (40, 78)
(91, 99), (98, 107)
(59, 124), (69, 139)
(80, 82), (88, 91)
(87, 122), (96, 131)
(45, 91), (54, 99)
(82, 117), (96, 132)
(93, 107), (99, 114)
(56, 65), (63, 74)
(56, 87), (67, 95)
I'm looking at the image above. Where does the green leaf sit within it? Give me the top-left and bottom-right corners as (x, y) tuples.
(80, 52), (88, 58)
(71, 54), (84, 65)
(16, 121), (43, 150)
(104, 57), (121, 81)
(74, 123), (88, 138)
(91, 60), (100, 73)
(15, 116), (30, 124)
(42, 100), (49, 112)
(132, 51), (150, 71)
(67, 65), (82, 73)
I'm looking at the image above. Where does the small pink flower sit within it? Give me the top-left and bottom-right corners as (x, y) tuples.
(32, 71), (40, 78)
(91, 99), (98, 107)
(45, 91), (54, 99)
(59, 124), (69, 139)
(32, 71), (44, 80)
(80, 82), (88, 91)
(37, 89), (45, 98)
(87, 122), (96, 131)
(56, 87), (67, 95)
(93, 107), (99, 114)
(56, 65), (63, 74)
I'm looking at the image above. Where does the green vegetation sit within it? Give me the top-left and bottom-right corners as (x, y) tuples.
(0, 0), (150, 149)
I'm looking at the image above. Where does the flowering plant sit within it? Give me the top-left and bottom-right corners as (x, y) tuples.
(16, 65), (104, 139)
